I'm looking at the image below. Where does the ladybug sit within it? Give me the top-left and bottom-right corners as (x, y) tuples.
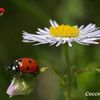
(0, 8), (5, 16)
(8, 58), (39, 74)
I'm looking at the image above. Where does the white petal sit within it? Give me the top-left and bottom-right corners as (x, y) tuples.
(68, 42), (72, 47)
(87, 30), (100, 37)
(22, 40), (34, 43)
(74, 39), (89, 45)
(34, 42), (48, 45)
(80, 24), (96, 35)
(49, 20), (58, 27)
(23, 33), (47, 43)
(79, 29), (100, 40)
(36, 31), (48, 35)
(81, 39), (99, 44)
(49, 40), (57, 46)
(79, 25), (84, 30)
(85, 38), (100, 41)
(38, 28), (48, 33)
(44, 27), (49, 31)
(49, 20), (55, 27)
(56, 39), (62, 47)
(53, 21), (58, 27)
(81, 23), (95, 31)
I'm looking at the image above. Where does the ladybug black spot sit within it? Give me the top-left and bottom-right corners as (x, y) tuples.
(26, 66), (30, 70)
(29, 59), (32, 63)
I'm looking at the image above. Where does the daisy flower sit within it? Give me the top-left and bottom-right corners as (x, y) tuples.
(22, 20), (100, 47)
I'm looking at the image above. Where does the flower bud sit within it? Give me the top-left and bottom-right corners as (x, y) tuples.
(7, 77), (34, 97)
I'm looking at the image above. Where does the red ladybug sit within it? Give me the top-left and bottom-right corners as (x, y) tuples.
(8, 58), (39, 74)
(0, 8), (5, 16)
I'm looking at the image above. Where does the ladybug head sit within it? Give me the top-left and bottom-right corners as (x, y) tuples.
(7, 60), (20, 71)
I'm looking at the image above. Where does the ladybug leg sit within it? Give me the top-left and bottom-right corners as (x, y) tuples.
(17, 72), (24, 78)
(32, 72), (38, 77)
(14, 70), (19, 77)
(14, 69), (23, 78)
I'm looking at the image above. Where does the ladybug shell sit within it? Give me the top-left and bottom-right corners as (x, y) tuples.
(18, 58), (39, 74)
(0, 8), (5, 15)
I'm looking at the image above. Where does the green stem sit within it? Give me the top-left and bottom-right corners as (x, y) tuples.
(63, 44), (72, 100)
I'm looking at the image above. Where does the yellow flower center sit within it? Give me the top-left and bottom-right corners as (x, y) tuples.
(50, 24), (80, 37)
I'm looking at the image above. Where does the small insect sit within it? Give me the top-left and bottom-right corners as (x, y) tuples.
(0, 8), (5, 16)
(7, 58), (39, 75)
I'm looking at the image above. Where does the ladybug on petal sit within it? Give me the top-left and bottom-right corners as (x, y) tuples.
(8, 58), (39, 75)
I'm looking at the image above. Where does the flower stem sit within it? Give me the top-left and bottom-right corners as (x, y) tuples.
(63, 44), (72, 100)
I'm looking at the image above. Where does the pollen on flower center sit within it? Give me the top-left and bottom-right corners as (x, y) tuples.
(50, 24), (80, 37)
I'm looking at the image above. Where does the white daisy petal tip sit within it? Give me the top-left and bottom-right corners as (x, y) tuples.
(68, 42), (72, 47)
(49, 19), (58, 27)
(22, 20), (100, 47)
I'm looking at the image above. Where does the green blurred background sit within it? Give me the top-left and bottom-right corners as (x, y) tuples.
(0, 0), (100, 100)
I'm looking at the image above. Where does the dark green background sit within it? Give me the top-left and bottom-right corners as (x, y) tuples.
(0, 0), (100, 100)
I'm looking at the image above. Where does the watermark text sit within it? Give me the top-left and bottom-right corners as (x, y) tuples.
(85, 91), (100, 96)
